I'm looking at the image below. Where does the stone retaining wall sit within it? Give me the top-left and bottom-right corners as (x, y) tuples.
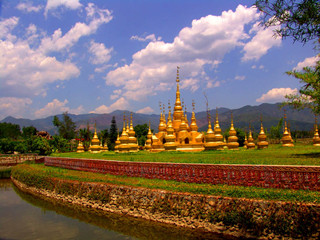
(45, 157), (320, 191)
(0, 154), (39, 166)
(12, 177), (320, 239)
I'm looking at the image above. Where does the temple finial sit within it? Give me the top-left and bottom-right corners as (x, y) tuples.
(176, 66), (180, 83)
(192, 100), (195, 112)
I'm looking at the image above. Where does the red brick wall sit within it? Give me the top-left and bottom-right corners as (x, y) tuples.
(44, 157), (320, 191)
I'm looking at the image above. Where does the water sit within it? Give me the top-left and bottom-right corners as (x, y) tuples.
(0, 180), (240, 240)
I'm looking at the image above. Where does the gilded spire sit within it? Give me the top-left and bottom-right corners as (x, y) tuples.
(227, 111), (239, 150)
(257, 115), (268, 149)
(281, 110), (294, 147)
(313, 115), (320, 146)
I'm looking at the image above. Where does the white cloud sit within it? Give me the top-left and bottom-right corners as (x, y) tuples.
(242, 22), (281, 61)
(136, 107), (154, 114)
(40, 3), (112, 53)
(130, 34), (161, 42)
(293, 56), (319, 71)
(34, 99), (84, 118)
(235, 75), (246, 81)
(0, 97), (32, 120)
(256, 88), (298, 103)
(16, 2), (43, 13)
(45, 0), (82, 16)
(90, 97), (129, 114)
(105, 5), (260, 102)
(89, 40), (112, 65)
(0, 17), (19, 39)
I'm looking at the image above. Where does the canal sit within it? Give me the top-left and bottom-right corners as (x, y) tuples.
(0, 180), (239, 240)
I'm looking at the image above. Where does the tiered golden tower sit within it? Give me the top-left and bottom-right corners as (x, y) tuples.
(204, 113), (216, 150)
(257, 117), (268, 149)
(127, 113), (139, 152)
(114, 132), (120, 153)
(212, 109), (225, 150)
(89, 122), (101, 153)
(281, 112), (294, 147)
(76, 140), (85, 153)
(313, 116), (320, 146)
(144, 122), (153, 151)
(151, 67), (204, 152)
(118, 115), (130, 152)
(246, 125), (255, 150)
(227, 112), (239, 150)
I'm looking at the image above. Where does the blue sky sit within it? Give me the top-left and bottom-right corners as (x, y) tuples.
(0, 0), (318, 120)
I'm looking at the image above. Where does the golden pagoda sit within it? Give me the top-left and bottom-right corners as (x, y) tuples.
(118, 115), (130, 152)
(257, 117), (268, 149)
(101, 142), (109, 152)
(151, 67), (204, 152)
(76, 140), (85, 153)
(164, 103), (177, 151)
(144, 121), (153, 151)
(204, 113), (216, 150)
(246, 126), (255, 150)
(243, 133), (248, 149)
(313, 116), (320, 146)
(213, 108), (225, 150)
(227, 112), (239, 150)
(127, 113), (139, 152)
(114, 132), (120, 153)
(281, 112), (294, 147)
(89, 122), (101, 153)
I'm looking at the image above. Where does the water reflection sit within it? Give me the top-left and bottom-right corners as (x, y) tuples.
(0, 180), (241, 240)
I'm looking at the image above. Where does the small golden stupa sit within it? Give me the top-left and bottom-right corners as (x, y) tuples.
(127, 113), (139, 152)
(101, 142), (108, 152)
(118, 115), (130, 152)
(89, 122), (101, 153)
(246, 126), (255, 150)
(144, 122), (153, 151)
(313, 116), (320, 147)
(227, 112), (239, 150)
(114, 132), (120, 153)
(213, 109), (225, 150)
(243, 133), (248, 149)
(281, 112), (294, 147)
(76, 140), (85, 153)
(257, 117), (268, 149)
(204, 113), (216, 150)
(164, 103), (177, 151)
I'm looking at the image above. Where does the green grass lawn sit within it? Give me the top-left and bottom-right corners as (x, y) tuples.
(12, 163), (320, 203)
(52, 144), (320, 166)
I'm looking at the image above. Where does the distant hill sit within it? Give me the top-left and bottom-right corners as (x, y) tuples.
(1, 103), (315, 135)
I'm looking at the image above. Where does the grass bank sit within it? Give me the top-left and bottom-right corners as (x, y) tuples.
(11, 163), (320, 203)
(52, 144), (320, 165)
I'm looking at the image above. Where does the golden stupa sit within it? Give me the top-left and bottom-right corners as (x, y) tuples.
(211, 108), (225, 150)
(144, 122), (153, 151)
(151, 67), (204, 152)
(246, 126), (256, 150)
(257, 117), (269, 149)
(76, 140), (85, 153)
(118, 116), (130, 152)
(243, 133), (248, 149)
(101, 142), (109, 152)
(281, 113), (294, 147)
(313, 116), (320, 146)
(114, 132), (120, 153)
(227, 112), (239, 150)
(127, 113), (139, 152)
(89, 122), (101, 153)
(204, 113), (216, 150)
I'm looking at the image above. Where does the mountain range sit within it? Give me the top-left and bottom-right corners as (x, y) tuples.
(1, 103), (316, 135)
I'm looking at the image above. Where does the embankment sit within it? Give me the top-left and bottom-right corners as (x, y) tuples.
(11, 164), (320, 240)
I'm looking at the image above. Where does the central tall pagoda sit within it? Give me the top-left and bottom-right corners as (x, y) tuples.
(151, 67), (204, 152)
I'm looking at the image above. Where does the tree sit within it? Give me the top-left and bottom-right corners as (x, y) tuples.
(134, 123), (149, 146)
(0, 122), (21, 140)
(268, 118), (283, 142)
(109, 116), (118, 150)
(284, 57), (320, 114)
(31, 137), (52, 155)
(49, 135), (70, 153)
(22, 126), (37, 138)
(53, 112), (76, 140)
(99, 128), (109, 145)
(254, 0), (320, 43)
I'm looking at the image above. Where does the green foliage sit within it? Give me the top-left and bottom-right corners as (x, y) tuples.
(99, 128), (109, 146)
(22, 126), (37, 138)
(30, 137), (52, 155)
(53, 112), (76, 140)
(268, 118), (283, 141)
(0, 122), (21, 140)
(109, 116), (118, 150)
(254, 0), (320, 43)
(223, 127), (246, 146)
(78, 122), (92, 151)
(14, 141), (28, 153)
(49, 135), (70, 153)
(0, 168), (11, 179)
(284, 56), (320, 114)
(134, 123), (149, 146)
(0, 138), (16, 153)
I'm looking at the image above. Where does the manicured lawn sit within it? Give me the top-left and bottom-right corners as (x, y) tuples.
(52, 144), (320, 165)
(12, 163), (320, 203)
